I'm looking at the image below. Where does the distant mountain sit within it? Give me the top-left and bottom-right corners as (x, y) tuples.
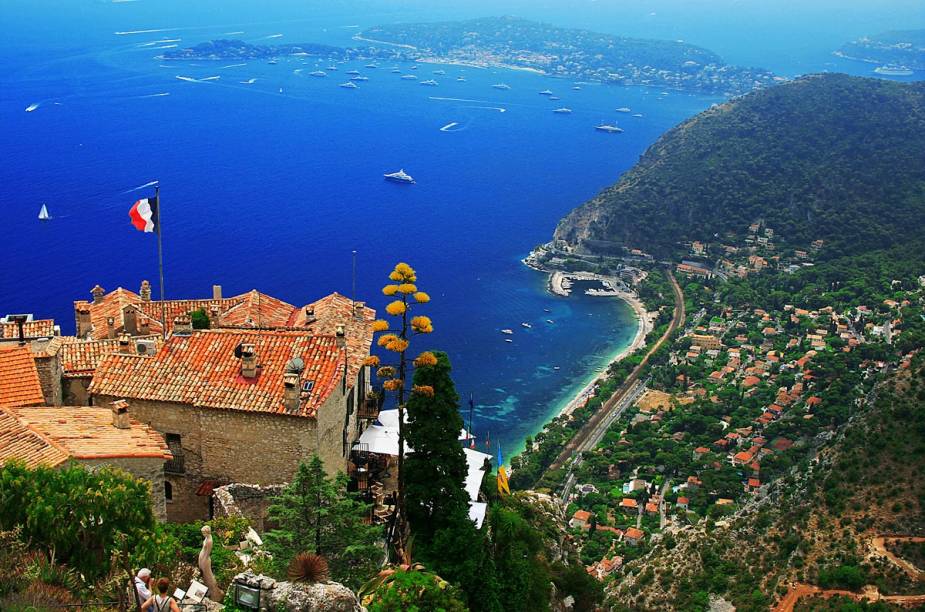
(836, 29), (925, 70)
(360, 16), (777, 95)
(553, 74), (925, 260)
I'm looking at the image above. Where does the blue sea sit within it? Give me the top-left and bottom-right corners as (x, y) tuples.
(1, 0), (921, 458)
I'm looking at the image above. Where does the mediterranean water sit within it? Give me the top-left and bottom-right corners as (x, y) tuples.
(1, 0), (921, 459)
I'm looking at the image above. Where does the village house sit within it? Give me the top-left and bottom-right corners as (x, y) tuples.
(623, 527), (645, 546)
(570, 509), (592, 530)
(690, 334), (723, 351)
(0, 402), (171, 518)
(0, 344), (47, 408)
(586, 556), (623, 580)
(89, 299), (375, 522)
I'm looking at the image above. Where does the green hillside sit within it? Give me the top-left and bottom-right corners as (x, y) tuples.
(553, 74), (925, 260)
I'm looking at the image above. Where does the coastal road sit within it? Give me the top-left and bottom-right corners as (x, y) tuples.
(550, 268), (686, 497)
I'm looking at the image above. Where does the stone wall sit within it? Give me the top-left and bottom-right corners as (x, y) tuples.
(213, 483), (285, 533)
(33, 353), (63, 406)
(63, 377), (91, 406)
(93, 391), (357, 523)
(79, 456), (168, 520)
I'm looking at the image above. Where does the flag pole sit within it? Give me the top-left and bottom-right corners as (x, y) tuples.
(155, 182), (166, 338)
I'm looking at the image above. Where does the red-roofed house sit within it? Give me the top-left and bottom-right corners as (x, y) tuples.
(624, 527), (645, 545)
(620, 498), (639, 512)
(0, 403), (171, 518)
(742, 375), (761, 388)
(570, 510), (592, 530)
(0, 345), (46, 407)
(732, 451), (754, 466)
(90, 326), (374, 522)
(676, 496), (690, 510)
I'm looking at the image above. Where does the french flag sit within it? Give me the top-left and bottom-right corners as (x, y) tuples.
(129, 197), (158, 233)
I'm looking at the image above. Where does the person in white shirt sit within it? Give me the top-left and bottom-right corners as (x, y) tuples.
(134, 568), (152, 605)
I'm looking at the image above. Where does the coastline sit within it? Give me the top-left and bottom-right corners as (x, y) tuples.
(509, 264), (652, 460)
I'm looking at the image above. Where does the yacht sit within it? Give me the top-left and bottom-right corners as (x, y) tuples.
(267, 59), (279, 65)
(500, 329), (514, 335)
(391, 68), (402, 74)
(875, 64), (914, 76)
(433, 69), (446, 75)
(521, 322), (532, 329)
(632, 113), (644, 118)
(572, 85), (582, 90)
(326, 65), (338, 71)
(38, 204), (50, 221)
(595, 123), (624, 133)
(546, 319), (555, 324)
(350, 75), (369, 81)
(457, 76), (466, 81)
(309, 70), (327, 77)
(549, 96), (560, 101)
(420, 79), (438, 86)
(401, 74), (418, 80)
(339, 81), (359, 89)
(492, 83), (511, 90)
(539, 89), (553, 95)
(384, 169), (415, 184)
(365, 63), (379, 69)
(410, 65), (419, 70)
(553, 107), (573, 114)
(505, 338), (513, 343)
(346, 69), (361, 75)
(615, 107), (632, 113)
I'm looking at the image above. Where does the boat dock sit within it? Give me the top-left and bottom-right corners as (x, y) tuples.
(549, 271), (632, 298)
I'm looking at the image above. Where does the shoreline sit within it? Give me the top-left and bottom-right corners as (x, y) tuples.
(509, 263), (652, 460)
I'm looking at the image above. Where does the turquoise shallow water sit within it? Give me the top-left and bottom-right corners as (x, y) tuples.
(1, 0), (919, 457)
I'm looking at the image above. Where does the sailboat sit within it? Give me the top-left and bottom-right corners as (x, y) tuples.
(38, 204), (50, 221)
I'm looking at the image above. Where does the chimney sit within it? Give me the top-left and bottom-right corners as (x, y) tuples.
(7, 315), (28, 346)
(91, 285), (106, 304)
(304, 305), (316, 324)
(209, 305), (221, 327)
(240, 343), (257, 378)
(76, 307), (92, 338)
(123, 306), (138, 335)
(212, 284), (223, 300)
(335, 324), (346, 349)
(140, 280), (152, 302)
(118, 333), (133, 354)
(106, 317), (116, 339)
(353, 301), (365, 318)
(139, 317), (150, 336)
(110, 399), (130, 429)
(173, 315), (192, 336)
(283, 372), (301, 412)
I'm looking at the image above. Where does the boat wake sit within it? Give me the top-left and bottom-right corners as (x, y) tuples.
(240, 78), (258, 84)
(429, 96), (492, 104)
(134, 92), (170, 98)
(464, 105), (506, 113)
(439, 122), (464, 132)
(261, 33), (284, 39)
(221, 63), (247, 69)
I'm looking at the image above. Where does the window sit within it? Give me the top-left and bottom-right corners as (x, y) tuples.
(165, 433), (185, 474)
(164, 481), (173, 502)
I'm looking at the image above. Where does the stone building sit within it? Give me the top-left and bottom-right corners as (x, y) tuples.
(90, 324), (374, 522)
(0, 344), (46, 407)
(0, 403), (172, 519)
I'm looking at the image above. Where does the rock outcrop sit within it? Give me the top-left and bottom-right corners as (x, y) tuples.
(231, 571), (364, 612)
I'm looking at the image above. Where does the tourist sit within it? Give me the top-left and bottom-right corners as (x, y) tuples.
(141, 578), (181, 612)
(134, 568), (152, 604)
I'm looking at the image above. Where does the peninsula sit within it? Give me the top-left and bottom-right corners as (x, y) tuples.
(161, 38), (411, 63)
(358, 16), (780, 95)
(835, 29), (925, 71)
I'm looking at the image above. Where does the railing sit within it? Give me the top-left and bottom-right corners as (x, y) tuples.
(357, 394), (382, 420)
(164, 453), (185, 474)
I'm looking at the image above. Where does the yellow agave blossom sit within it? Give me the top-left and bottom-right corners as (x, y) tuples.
(413, 292), (431, 304)
(377, 334), (399, 348)
(411, 316), (434, 334)
(413, 351), (438, 368)
(363, 355), (381, 368)
(372, 319), (390, 332)
(385, 300), (407, 316)
(398, 283), (417, 294)
(383, 378), (403, 391)
(412, 385), (435, 397)
(385, 338), (409, 353)
(389, 271), (403, 282)
(376, 366), (396, 378)
(382, 285), (399, 296)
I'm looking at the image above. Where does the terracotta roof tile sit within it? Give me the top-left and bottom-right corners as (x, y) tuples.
(0, 409), (68, 468)
(0, 345), (45, 407)
(4, 406), (170, 462)
(58, 336), (161, 377)
(1, 319), (57, 340)
(90, 329), (344, 418)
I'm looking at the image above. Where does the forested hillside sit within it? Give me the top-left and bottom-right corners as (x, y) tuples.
(553, 74), (925, 260)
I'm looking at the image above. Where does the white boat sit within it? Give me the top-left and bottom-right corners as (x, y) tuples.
(268, 59), (279, 65)
(391, 68), (402, 74)
(539, 89), (553, 95)
(553, 366), (560, 370)
(616, 107), (631, 113)
(549, 96), (560, 100)
(347, 69), (361, 75)
(572, 85), (582, 90)
(521, 322), (532, 329)
(492, 83), (511, 90)
(309, 70), (327, 77)
(350, 75), (369, 81)
(553, 108), (573, 114)
(339, 81), (359, 89)
(875, 64), (914, 76)
(546, 319), (554, 324)
(433, 69), (446, 75)
(240, 78), (258, 84)
(457, 76), (466, 81)
(326, 65), (338, 71)
(500, 329), (513, 335)
(595, 123), (624, 133)
(632, 113), (644, 118)
(38, 204), (50, 221)
(401, 74), (418, 80)
(365, 63), (378, 69)
(410, 65), (418, 70)
(420, 79), (438, 86)
(25, 102), (40, 112)
(384, 169), (415, 184)
(505, 338), (513, 343)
